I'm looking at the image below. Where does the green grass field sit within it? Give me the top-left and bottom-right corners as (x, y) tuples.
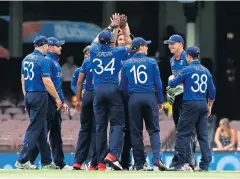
(0, 170), (239, 179)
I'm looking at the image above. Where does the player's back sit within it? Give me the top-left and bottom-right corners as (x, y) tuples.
(22, 50), (47, 92)
(123, 53), (157, 93)
(81, 58), (94, 91)
(90, 42), (127, 85)
(181, 60), (215, 101)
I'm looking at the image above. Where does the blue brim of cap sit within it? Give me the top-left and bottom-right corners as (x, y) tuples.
(57, 40), (65, 46)
(163, 40), (176, 44)
(145, 40), (152, 45)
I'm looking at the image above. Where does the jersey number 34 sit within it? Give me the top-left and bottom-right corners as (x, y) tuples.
(93, 58), (115, 75)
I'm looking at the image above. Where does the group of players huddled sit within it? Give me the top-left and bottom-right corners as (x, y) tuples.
(16, 13), (215, 172)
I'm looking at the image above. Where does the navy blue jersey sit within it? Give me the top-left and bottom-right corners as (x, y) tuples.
(21, 50), (50, 92)
(90, 42), (128, 85)
(120, 53), (164, 104)
(122, 50), (134, 62)
(121, 50), (134, 92)
(168, 60), (216, 101)
(80, 58), (94, 91)
(45, 52), (64, 103)
(170, 50), (188, 75)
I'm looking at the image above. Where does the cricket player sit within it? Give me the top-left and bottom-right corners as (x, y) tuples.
(120, 37), (167, 171)
(71, 46), (90, 94)
(168, 46), (216, 171)
(72, 45), (97, 171)
(116, 18), (134, 170)
(15, 36), (62, 169)
(29, 37), (72, 170)
(90, 26), (131, 170)
(164, 34), (196, 168)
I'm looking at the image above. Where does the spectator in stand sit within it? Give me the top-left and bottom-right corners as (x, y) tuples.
(214, 118), (236, 151)
(237, 130), (240, 151)
(62, 56), (78, 100)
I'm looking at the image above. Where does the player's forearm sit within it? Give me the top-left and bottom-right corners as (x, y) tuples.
(42, 78), (61, 101)
(112, 27), (120, 47)
(21, 77), (26, 96)
(121, 24), (132, 45)
(208, 99), (214, 108)
(58, 89), (65, 103)
(76, 80), (83, 102)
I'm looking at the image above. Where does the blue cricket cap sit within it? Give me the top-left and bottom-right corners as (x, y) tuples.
(48, 37), (65, 46)
(164, 34), (184, 44)
(98, 30), (112, 44)
(186, 46), (200, 58)
(33, 35), (49, 47)
(132, 37), (151, 50)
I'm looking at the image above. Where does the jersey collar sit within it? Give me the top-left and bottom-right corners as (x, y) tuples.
(190, 60), (200, 65)
(33, 49), (44, 56)
(132, 53), (146, 57)
(173, 50), (186, 61)
(46, 52), (59, 61)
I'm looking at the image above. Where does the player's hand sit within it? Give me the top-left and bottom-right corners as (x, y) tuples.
(120, 14), (127, 28)
(110, 13), (120, 28)
(158, 104), (163, 111)
(168, 75), (174, 81)
(207, 107), (212, 117)
(75, 101), (82, 112)
(61, 103), (69, 112)
(55, 99), (62, 111)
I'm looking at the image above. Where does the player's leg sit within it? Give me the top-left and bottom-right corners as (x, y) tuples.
(49, 110), (67, 169)
(143, 93), (166, 171)
(105, 85), (125, 170)
(74, 91), (94, 169)
(121, 92), (132, 170)
(195, 101), (212, 171)
(128, 93), (145, 171)
(172, 93), (183, 127)
(170, 101), (198, 170)
(85, 116), (97, 170)
(28, 145), (39, 165)
(94, 85), (108, 170)
(16, 92), (51, 168)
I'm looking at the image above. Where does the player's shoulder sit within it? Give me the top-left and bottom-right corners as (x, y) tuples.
(74, 67), (81, 73)
(90, 42), (100, 53)
(114, 46), (128, 53)
(83, 57), (91, 63)
(146, 57), (157, 65)
(202, 65), (212, 76)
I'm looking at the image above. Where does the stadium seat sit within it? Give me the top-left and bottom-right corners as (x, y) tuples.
(0, 114), (11, 121)
(0, 99), (15, 108)
(5, 107), (23, 115)
(0, 137), (15, 152)
(13, 113), (29, 121)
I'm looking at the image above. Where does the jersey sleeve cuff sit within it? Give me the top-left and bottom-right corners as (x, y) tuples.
(42, 73), (50, 77)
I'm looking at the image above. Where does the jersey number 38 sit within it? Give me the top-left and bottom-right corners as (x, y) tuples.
(191, 73), (208, 93)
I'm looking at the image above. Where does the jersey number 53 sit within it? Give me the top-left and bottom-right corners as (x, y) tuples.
(23, 61), (35, 80)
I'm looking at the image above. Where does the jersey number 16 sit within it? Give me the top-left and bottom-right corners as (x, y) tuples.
(130, 65), (148, 84)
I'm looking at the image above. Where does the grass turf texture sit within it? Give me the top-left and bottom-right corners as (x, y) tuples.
(0, 170), (239, 179)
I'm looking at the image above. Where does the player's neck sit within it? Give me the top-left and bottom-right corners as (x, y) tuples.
(173, 49), (183, 60)
(35, 48), (44, 55)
